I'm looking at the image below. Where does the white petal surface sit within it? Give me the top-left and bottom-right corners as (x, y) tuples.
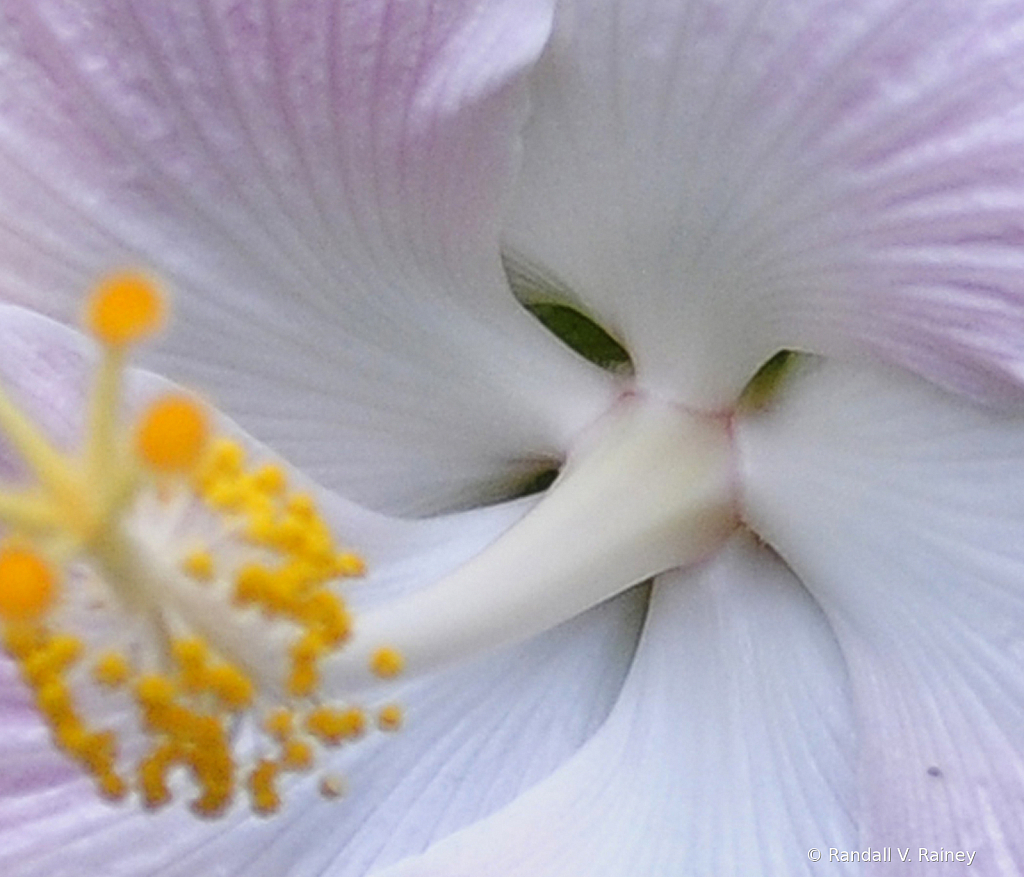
(380, 535), (858, 877)
(0, 307), (646, 877)
(739, 358), (1024, 874)
(0, 0), (614, 513)
(507, 0), (1024, 408)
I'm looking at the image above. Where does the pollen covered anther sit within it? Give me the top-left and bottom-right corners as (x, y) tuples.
(0, 276), (407, 819)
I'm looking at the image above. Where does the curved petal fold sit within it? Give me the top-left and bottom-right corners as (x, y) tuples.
(0, 0), (614, 513)
(379, 535), (858, 877)
(739, 358), (1024, 874)
(507, 0), (1024, 408)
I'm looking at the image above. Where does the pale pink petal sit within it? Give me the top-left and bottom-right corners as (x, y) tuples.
(507, 0), (1024, 408)
(739, 358), (1024, 874)
(378, 536), (858, 877)
(0, 0), (614, 513)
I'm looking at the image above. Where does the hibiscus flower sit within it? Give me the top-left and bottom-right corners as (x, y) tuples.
(0, 1), (1022, 876)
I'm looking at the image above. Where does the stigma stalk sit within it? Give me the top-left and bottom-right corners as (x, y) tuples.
(0, 273), (401, 817)
(322, 396), (739, 692)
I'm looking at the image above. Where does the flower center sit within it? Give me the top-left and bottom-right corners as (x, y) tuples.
(319, 394), (740, 694)
(0, 274), (401, 818)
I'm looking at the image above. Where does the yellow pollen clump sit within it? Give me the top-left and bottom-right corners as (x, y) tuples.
(248, 759), (281, 816)
(86, 272), (165, 346)
(93, 651), (132, 688)
(305, 705), (365, 746)
(136, 395), (209, 474)
(334, 552), (366, 577)
(181, 549), (215, 583)
(370, 647), (404, 679)
(264, 708), (295, 740)
(280, 739), (314, 772)
(0, 545), (57, 623)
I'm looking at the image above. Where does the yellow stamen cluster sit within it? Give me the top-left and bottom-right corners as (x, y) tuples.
(194, 442), (359, 699)
(0, 272), (407, 819)
(4, 620), (127, 801)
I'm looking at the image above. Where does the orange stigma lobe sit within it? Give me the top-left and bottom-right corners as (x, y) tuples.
(86, 272), (165, 346)
(0, 545), (57, 623)
(136, 395), (209, 474)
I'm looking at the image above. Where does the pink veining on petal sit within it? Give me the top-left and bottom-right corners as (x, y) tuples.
(0, 0), (613, 514)
(507, 0), (1024, 409)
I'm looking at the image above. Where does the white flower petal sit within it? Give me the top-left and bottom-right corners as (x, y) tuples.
(378, 535), (858, 877)
(739, 358), (1024, 873)
(0, 0), (614, 513)
(507, 0), (1024, 408)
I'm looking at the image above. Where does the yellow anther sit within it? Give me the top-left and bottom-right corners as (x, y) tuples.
(234, 563), (270, 604)
(298, 592), (350, 644)
(334, 552), (366, 577)
(248, 759), (281, 815)
(136, 395), (209, 474)
(171, 638), (209, 691)
(287, 662), (318, 698)
(0, 544), (58, 624)
(305, 706), (349, 746)
(191, 788), (232, 819)
(54, 718), (89, 755)
(264, 708), (295, 740)
(171, 637), (208, 669)
(135, 674), (177, 707)
(181, 549), (215, 582)
(280, 739), (313, 772)
(77, 730), (118, 772)
(2, 624), (43, 659)
(285, 492), (315, 520)
(204, 439), (244, 477)
(370, 647), (404, 679)
(86, 272), (164, 346)
(97, 770), (128, 801)
(206, 663), (254, 710)
(377, 704), (403, 732)
(47, 634), (84, 668)
(290, 630), (327, 663)
(93, 651), (132, 688)
(36, 680), (73, 720)
(139, 750), (175, 810)
(338, 707), (366, 740)
(252, 464), (286, 495)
